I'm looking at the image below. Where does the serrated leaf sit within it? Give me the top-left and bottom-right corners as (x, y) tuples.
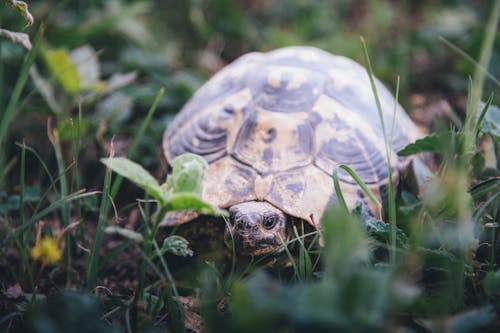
(167, 153), (208, 195)
(353, 204), (409, 248)
(43, 48), (80, 96)
(161, 235), (193, 257)
(104, 226), (143, 243)
(101, 157), (166, 203)
(397, 133), (450, 156)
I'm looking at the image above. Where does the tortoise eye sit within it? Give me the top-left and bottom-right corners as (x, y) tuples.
(263, 216), (277, 230)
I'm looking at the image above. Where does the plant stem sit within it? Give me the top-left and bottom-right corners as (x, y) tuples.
(86, 159), (113, 290)
(48, 121), (72, 285)
(361, 37), (397, 264)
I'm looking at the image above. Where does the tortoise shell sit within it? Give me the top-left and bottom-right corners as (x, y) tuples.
(163, 46), (422, 227)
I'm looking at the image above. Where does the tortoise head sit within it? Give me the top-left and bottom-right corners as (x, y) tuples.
(224, 201), (289, 256)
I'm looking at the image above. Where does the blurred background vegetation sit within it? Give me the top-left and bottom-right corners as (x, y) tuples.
(1, 0), (498, 187)
(1, 0), (499, 332)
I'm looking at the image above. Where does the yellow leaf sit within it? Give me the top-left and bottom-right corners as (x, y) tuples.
(43, 49), (81, 96)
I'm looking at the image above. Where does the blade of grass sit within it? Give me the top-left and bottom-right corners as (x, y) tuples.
(17, 141), (34, 288)
(335, 164), (382, 209)
(86, 154), (113, 290)
(474, 93), (494, 142)
(463, 0), (500, 156)
(293, 224), (313, 281)
(0, 21), (3, 117)
(360, 36), (397, 264)
(438, 37), (500, 88)
(15, 142), (57, 195)
(47, 119), (72, 285)
(277, 232), (300, 280)
(72, 103), (85, 243)
(0, 25), (43, 188)
(332, 167), (349, 213)
(109, 87), (165, 200)
(86, 88), (164, 290)
(440, 0), (500, 311)
(2, 189), (93, 245)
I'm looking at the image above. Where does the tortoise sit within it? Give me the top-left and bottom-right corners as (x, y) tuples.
(162, 46), (423, 257)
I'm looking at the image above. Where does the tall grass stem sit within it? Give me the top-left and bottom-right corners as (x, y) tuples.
(0, 25), (43, 188)
(360, 36), (397, 264)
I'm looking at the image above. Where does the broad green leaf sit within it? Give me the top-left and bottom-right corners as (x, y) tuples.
(321, 206), (370, 280)
(101, 157), (166, 203)
(166, 192), (223, 216)
(161, 235), (193, 257)
(484, 270), (500, 296)
(43, 48), (80, 96)
(167, 153), (208, 195)
(397, 133), (449, 156)
(353, 204), (409, 248)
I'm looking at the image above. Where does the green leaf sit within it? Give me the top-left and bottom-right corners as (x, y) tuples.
(0, 186), (40, 213)
(484, 270), (500, 296)
(321, 206), (370, 280)
(161, 235), (193, 257)
(167, 153), (208, 195)
(101, 157), (166, 203)
(166, 192), (223, 216)
(397, 133), (449, 156)
(353, 204), (409, 248)
(104, 226), (144, 243)
(43, 48), (81, 96)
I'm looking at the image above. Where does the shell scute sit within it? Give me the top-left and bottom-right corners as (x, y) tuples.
(163, 46), (423, 227)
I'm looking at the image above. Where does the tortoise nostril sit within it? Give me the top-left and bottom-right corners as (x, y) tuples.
(235, 219), (258, 234)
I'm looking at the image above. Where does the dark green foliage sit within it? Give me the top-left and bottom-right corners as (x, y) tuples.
(23, 292), (121, 333)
